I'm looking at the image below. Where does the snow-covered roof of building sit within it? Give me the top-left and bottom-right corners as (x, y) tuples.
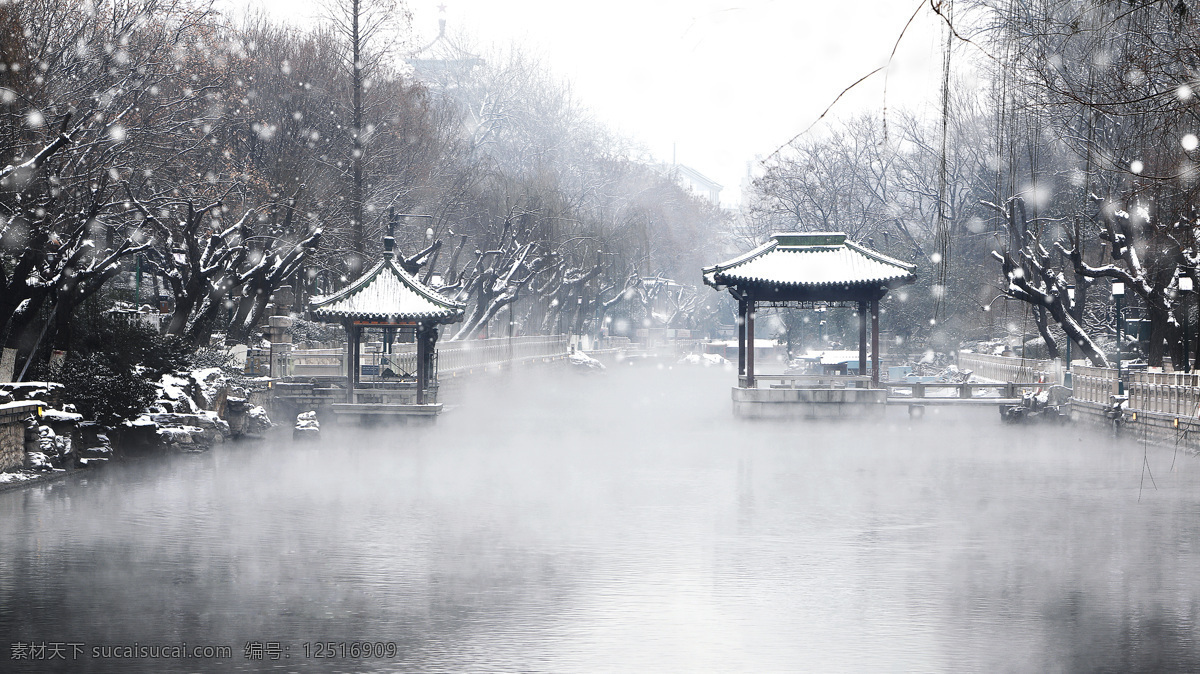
(703, 232), (916, 291)
(309, 257), (464, 324)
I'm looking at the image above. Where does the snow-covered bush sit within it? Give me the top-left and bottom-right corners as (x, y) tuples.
(41, 354), (156, 426)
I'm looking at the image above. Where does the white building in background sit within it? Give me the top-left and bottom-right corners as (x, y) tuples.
(659, 163), (723, 205)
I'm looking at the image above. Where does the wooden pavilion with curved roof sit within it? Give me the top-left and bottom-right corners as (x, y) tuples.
(702, 232), (916, 417)
(309, 225), (464, 421)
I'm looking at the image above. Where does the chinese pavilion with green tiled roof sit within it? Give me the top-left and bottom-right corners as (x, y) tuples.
(703, 232), (916, 417)
(309, 222), (464, 418)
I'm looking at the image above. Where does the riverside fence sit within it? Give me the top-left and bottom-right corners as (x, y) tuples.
(959, 351), (1200, 449)
(1070, 365), (1200, 417)
(283, 335), (571, 379)
(959, 351), (1200, 415)
(960, 352), (1200, 450)
(956, 352), (1063, 385)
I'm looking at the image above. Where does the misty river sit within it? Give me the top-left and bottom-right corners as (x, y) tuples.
(3, 362), (1200, 671)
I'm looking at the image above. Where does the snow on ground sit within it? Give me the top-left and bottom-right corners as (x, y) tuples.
(0, 469), (63, 486)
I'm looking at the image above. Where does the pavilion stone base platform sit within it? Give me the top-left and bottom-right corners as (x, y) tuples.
(731, 386), (887, 420)
(330, 403), (442, 425)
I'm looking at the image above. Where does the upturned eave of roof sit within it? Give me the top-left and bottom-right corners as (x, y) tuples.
(842, 240), (918, 273)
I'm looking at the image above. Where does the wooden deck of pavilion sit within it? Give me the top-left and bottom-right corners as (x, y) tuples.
(702, 232), (917, 419)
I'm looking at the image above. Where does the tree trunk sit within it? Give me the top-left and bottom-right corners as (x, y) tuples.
(1147, 304), (1170, 368)
(349, 0), (365, 279)
(1033, 305), (1059, 359)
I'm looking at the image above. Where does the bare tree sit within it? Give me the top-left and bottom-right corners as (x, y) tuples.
(324, 0), (411, 278)
(0, 0), (225, 370)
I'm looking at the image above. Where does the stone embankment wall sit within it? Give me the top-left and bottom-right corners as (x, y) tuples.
(1073, 399), (1200, 453)
(0, 402), (40, 471)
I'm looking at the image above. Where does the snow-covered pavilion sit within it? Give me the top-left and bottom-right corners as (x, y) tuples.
(702, 232), (916, 417)
(309, 226), (464, 419)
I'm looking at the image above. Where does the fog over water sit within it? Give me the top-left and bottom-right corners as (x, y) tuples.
(3, 363), (1200, 671)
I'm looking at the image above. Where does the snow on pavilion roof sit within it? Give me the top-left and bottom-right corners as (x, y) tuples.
(702, 232), (916, 290)
(310, 258), (464, 323)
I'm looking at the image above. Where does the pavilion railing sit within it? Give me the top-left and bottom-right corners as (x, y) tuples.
(288, 335), (570, 379)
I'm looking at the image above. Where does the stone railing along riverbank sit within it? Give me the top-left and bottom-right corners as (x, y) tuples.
(283, 335), (573, 379)
(956, 352), (1064, 384)
(959, 352), (1200, 450)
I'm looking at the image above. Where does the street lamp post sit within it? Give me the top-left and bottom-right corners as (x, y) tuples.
(1113, 282), (1125, 394)
(1065, 285), (1075, 387)
(1180, 276), (1193, 373)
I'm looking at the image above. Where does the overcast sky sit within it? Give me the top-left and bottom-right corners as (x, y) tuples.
(239, 0), (948, 206)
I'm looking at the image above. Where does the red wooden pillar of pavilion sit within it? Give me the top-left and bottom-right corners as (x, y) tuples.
(344, 322), (361, 402)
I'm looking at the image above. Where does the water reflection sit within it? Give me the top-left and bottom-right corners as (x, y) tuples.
(3, 364), (1200, 671)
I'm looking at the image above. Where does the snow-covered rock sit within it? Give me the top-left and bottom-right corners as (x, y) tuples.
(294, 410), (320, 440)
(568, 351), (606, 371)
(225, 397), (272, 437)
(77, 423), (113, 462)
(126, 410), (230, 450)
(0, 469), (52, 484)
(190, 367), (227, 410)
(35, 425), (73, 468)
(26, 451), (54, 471)
(144, 368), (233, 415)
(678, 353), (730, 367)
(40, 409), (83, 423)
(246, 405), (273, 435)
(148, 373), (199, 414)
(0, 382), (63, 405)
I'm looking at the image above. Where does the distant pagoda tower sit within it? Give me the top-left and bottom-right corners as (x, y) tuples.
(407, 4), (484, 85)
